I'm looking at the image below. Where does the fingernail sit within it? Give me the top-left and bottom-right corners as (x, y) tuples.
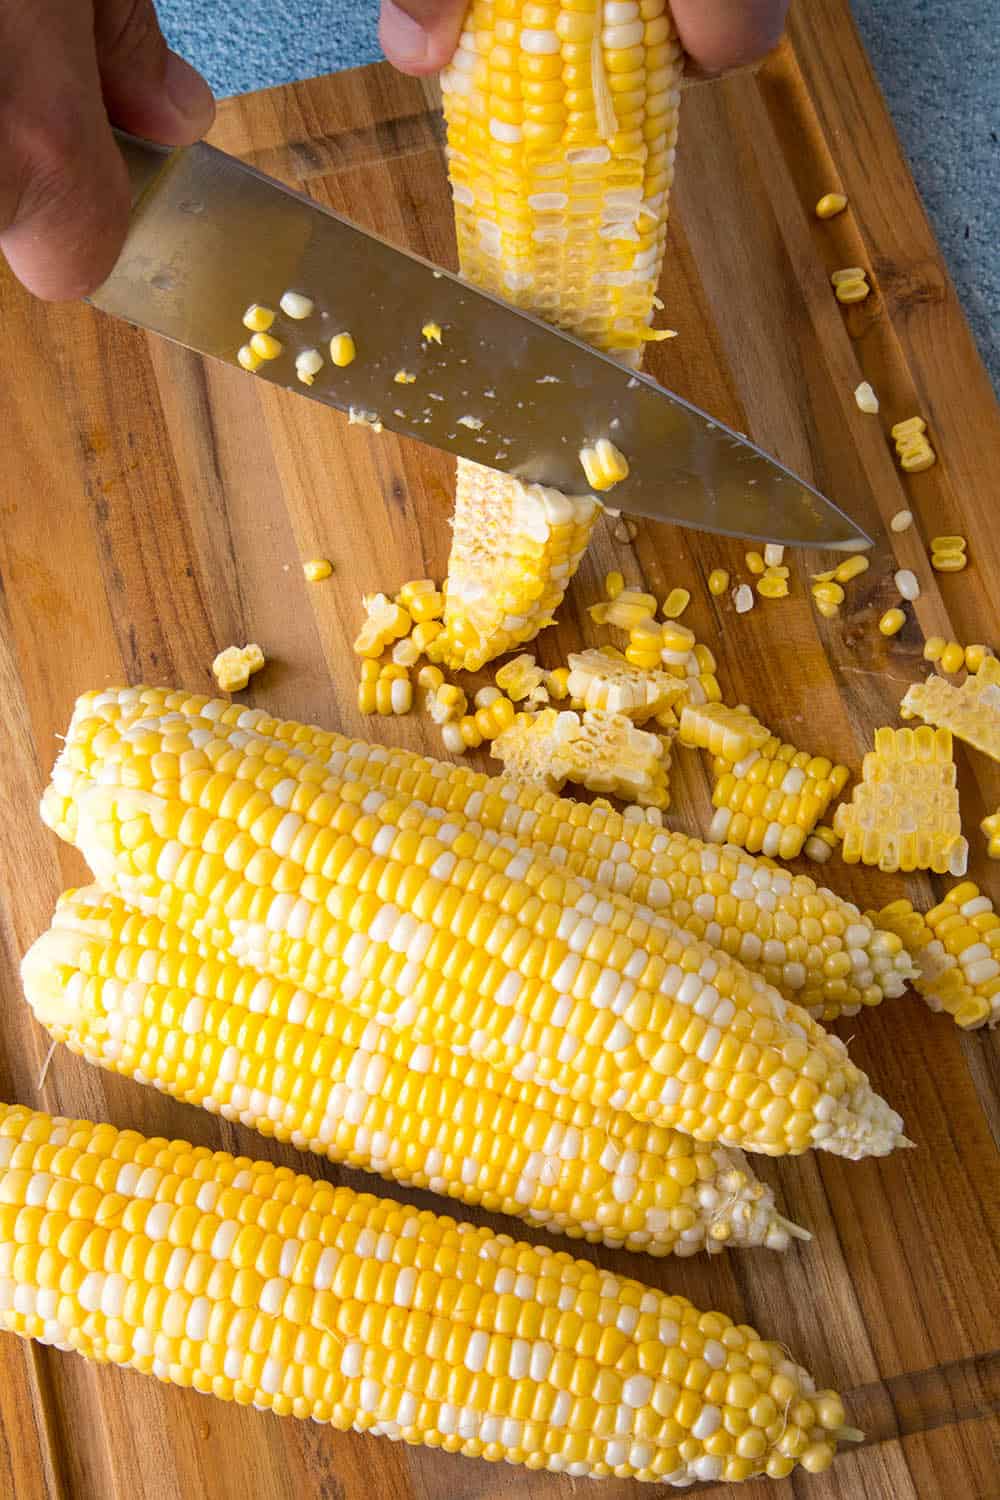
(164, 51), (216, 130)
(380, 0), (433, 71)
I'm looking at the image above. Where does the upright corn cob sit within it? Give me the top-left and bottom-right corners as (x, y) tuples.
(46, 688), (914, 1020)
(436, 2), (685, 669)
(873, 884), (1000, 1029)
(833, 727), (968, 876)
(44, 696), (904, 1157)
(0, 1103), (854, 1483)
(23, 887), (795, 1255)
(900, 657), (1000, 762)
(492, 706), (671, 807)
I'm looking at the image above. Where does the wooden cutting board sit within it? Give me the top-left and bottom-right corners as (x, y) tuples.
(0, 2), (997, 1495)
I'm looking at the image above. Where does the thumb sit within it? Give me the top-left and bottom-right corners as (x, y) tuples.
(379, 0), (467, 75)
(94, 0), (215, 144)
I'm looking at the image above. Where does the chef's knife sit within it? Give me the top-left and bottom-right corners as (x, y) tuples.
(89, 131), (870, 551)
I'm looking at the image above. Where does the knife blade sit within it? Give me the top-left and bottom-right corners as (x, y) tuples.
(90, 131), (870, 551)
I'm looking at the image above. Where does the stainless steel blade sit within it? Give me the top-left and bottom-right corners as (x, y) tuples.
(91, 133), (870, 550)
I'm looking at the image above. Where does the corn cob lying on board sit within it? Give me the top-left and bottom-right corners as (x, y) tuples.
(436, 0), (684, 669)
(23, 887), (798, 1256)
(0, 1103), (857, 1484)
(46, 688), (914, 1023)
(42, 690), (905, 1159)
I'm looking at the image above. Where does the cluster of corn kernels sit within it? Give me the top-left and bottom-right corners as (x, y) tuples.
(679, 704), (770, 764)
(874, 884), (1000, 1029)
(803, 826), (840, 865)
(901, 656), (1000, 764)
(442, 687), (518, 754)
(567, 650), (687, 726)
(496, 653), (549, 704)
(923, 637), (989, 676)
(745, 546), (790, 601)
(834, 726), (968, 875)
(891, 416), (935, 474)
(706, 726), (851, 861)
(211, 643), (266, 695)
(354, 594), (413, 657)
(579, 438), (630, 493)
(810, 554), (869, 620)
(236, 296), (344, 386)
(492, 707), (672, 809)
(831, 266), (870, 304)
(357, 661), (414, 716)
(983, 810), (1000, 859)
(930, 533), (967, 572)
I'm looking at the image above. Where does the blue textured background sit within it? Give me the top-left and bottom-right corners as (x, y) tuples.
(157, 1), (998, 385)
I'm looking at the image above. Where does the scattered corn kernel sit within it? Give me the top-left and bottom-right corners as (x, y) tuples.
(931, 551), (967, 572)
(733, 584), (754, 614)
(745, 551), (765, 575)
(397, 580), (444, 623)
(804, 826), (840, 863)
(428, 682), (467, 724)
(924, 637), (946, 662)
(302, 558), (332, 582)
(940, 641), (966, 674)
(421, 321), (443, 343)
(279, 290), (314, 320)
(391, 636), (421, 667)
(815, 192), (848, 218)
(474, 694), (517, 740)
(417, 663), (444, 692)
(603, 591), (659, 630)
(604, 570), (624, 600)
(660, 621), (696, 655)
(394, 370), (416, 384)
(854, 381), (879, 414)
(353, 594), (412, 657)
(237, 343), (262, 372)
(834, 554), (870, 583)
(879, 608), (906, 637)
(708, 568), (730, 596)
(894, 569), (920, 601)
(814, 598), (840, 619)
(242, 304), (275, 332)
(662, 587), (691, 619)
(831, 268), (870, 303)
(892, 417), (926, 440)
(496, 653), (546, 702)
(891, 509), (914, 532)
(358, 662), (415, 716)
(758, 574), (790, 599)
(982, 811), (1000, 859)
(411, 619), (444, 652)
(579, 437), (630, 492)
(965, 644), (991, 672)
(249, 332), (283, 361)
(763, 544), (785, 568)
(295, 348), (324, 385)
(329, 332), (356, 366)
(812, 581), (845, 607)
(900, 445), (936, 473)
(931, 535), (966, 554)
(212, 643), (265, 694)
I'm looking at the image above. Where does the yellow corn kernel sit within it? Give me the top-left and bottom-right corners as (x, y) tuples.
(249, 332), (283, 361)
(965, 644), (991, 673)
(302, 558), (333, 583)
(931, 535), (966, 553)
(579, 438), (629, 492)
(604, 570), (625, 600)
(900, 446), (935, 473)
(411, 620), (444, 653)
(815, 192), (847, 219)
(545, 667), (570, 700)
(421, 322), (442, 343)
(660, 621), (696, 655)
(353, 595), (412, 658)
(211, 644), (265, 694)
(474, 695), (517, 740)
(833, 275), (869, 304)
(757, 575), (789, 600)
(496, 653), (546, 703)
(329, 333), (356, 366)
(811, 582), (845, 607)
(834, 555), (870, 583)
(242, 304), (275, 332)
(237, 344), (263, 372)
(939, 641), (966, 674)
(744, 552), (765, 576)
(391, 636), (421, 667)
(931, 551), (967, 572)
(803, 826), (839, 864)
(428, 682), (467, 725)
(892, 417), (927, 441)
(662, 588), (690, 619)
(878, 608), (905, 637)
(708, 569), (729, 597)
(982, 811), (1000, 860)
(923, 637), (946, 662)
(814, 598), (840, 620)
(417, 662), (444, 690)
(603, 591), (659, 630)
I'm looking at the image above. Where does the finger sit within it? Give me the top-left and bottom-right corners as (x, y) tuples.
(669, 0), (789, 73)
(0, 2), (131, 299)
(94, 0), (215, 144)
(379, 0), (467, 75)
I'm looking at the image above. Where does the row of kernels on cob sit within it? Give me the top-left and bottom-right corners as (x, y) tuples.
(833, 726), (968, 877)
(42, 690), (904, 1158)
(46, 686), (913, 1022)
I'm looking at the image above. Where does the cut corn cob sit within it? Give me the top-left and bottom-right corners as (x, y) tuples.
(566, 650), (687, 724)
(679, 705), (770, 764)
(47, 688), (914, 1021)
(900, 658), (1000, 763)
(24, 888), (795, 1255)
(437, 2), (685, 669)
(493, 708), (671, 808)
(0, 1102), (853, 1482)
(44, 695), (904, 1156)
(872, 885), (1000, 1029)
(707, 730), (851, 863)
(833, 727), (968, 875)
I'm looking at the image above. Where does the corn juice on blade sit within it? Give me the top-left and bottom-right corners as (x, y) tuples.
(45, 687), (915, 1023)
(833, 726), (968, 876)
(43, 693), (905, 1158)
(0, 1102), (855, 1483)
(23, 887), (797, 1256)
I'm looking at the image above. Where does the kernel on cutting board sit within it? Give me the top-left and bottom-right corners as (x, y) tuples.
(211, 643), (265, 693)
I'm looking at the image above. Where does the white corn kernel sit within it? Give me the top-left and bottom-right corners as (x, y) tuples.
(280, 290), (315, 320)
(854, 381), (879, 414)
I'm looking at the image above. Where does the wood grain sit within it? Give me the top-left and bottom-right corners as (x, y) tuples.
(0, 2), (997, 1496)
